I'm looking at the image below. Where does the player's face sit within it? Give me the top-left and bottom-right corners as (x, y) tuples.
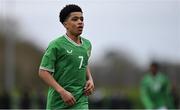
(150, 65), (158, 75)
(64, 12), (84, 36)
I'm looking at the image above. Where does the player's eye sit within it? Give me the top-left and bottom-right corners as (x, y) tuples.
(80, 17), (84, 21)
(71, 17), (83, 22)
(72, 17), (78, 21)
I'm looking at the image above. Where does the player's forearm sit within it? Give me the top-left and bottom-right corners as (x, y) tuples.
(39, 69), (65, 93)
(141, 88), (154, 108)
(86, 66), (93, 81)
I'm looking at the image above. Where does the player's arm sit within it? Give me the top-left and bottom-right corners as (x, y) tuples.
(39, 69), (76, 105)
(140, 79), (154, 109)
(39, 42), (76, 105)
(84, 66), (94, 96)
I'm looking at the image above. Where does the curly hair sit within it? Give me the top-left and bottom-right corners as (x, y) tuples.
(59, 4), (82, 24)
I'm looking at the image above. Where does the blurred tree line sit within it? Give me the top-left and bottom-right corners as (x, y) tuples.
(0, 17), (46, 109)
(89, 50), (180, 108)
(0, 17), (179, 109)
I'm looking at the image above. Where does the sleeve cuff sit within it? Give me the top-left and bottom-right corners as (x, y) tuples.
(39, 66), (54, 73)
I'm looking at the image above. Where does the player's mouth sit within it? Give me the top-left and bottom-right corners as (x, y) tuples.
(77, 26), (83, 30)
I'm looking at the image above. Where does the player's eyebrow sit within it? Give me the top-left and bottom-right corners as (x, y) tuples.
(71, 16), (83, 19)
(71, 16), (84, 21)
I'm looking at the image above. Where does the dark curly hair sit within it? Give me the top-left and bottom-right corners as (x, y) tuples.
(59, 4), (82, 24)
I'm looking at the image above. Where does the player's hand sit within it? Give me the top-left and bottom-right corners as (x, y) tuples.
(59, 89), (76, 106)
(84, 79), (95, 96)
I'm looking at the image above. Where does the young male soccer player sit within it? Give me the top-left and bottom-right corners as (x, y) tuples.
(140, 62), (174, 109)
(39, 4), (94, 109)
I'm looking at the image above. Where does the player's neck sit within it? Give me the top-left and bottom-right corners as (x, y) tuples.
(151, 72), (158, 76)
(66, 33), (81, 44)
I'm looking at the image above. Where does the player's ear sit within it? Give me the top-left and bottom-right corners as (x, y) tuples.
(63, 21), (66, 25)
(63, 21), (68, 28)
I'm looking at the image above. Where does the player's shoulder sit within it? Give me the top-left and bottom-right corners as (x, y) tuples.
(81, 36), (90, 42)
(143, 73), (150, 78)
(48, 35), (66, 46)
(141, 73), (151, 83)
(157, 72), (168, 80)
(51, 35), (66, 43)
(81, 36), (91, 45)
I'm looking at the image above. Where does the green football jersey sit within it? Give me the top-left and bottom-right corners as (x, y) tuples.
(40, 34), (92, 109)
(140, 72), (174, 109)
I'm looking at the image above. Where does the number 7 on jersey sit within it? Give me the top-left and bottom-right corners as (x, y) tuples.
(78, 56), (83, 69)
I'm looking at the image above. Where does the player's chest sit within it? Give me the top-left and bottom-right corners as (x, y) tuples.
(148, 77), (165, 92)
(58, 44), (89, 60)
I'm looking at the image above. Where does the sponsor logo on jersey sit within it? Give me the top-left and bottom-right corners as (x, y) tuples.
(67, 50), (73, 54)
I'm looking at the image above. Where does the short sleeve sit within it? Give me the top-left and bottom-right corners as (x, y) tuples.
(89, 42), (92, 57)
(140, 75), (154, 109)
(39, 42), (56, 73)
(86, 40), (92, 59)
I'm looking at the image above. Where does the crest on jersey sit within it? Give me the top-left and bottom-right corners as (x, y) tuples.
(87, 48), (91, 57)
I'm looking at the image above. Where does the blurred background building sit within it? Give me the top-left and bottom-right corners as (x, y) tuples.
(0, 0), (179, 109)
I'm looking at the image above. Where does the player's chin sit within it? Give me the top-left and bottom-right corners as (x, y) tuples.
(76, 31), (82, 36)
(78, 29), (83, 34)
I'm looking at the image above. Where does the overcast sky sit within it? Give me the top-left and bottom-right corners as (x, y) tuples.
(0, 0), (179, 67)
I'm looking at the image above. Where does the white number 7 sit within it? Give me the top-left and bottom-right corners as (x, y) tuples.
(78, 56), (83, 69)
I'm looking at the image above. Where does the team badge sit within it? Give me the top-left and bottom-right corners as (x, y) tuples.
(87, 48), (91, 57)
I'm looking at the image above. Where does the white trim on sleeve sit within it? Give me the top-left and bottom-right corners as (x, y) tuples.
(39, 66), (54, 73)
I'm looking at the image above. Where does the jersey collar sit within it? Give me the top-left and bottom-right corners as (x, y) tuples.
(64, 34), (83, 46)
